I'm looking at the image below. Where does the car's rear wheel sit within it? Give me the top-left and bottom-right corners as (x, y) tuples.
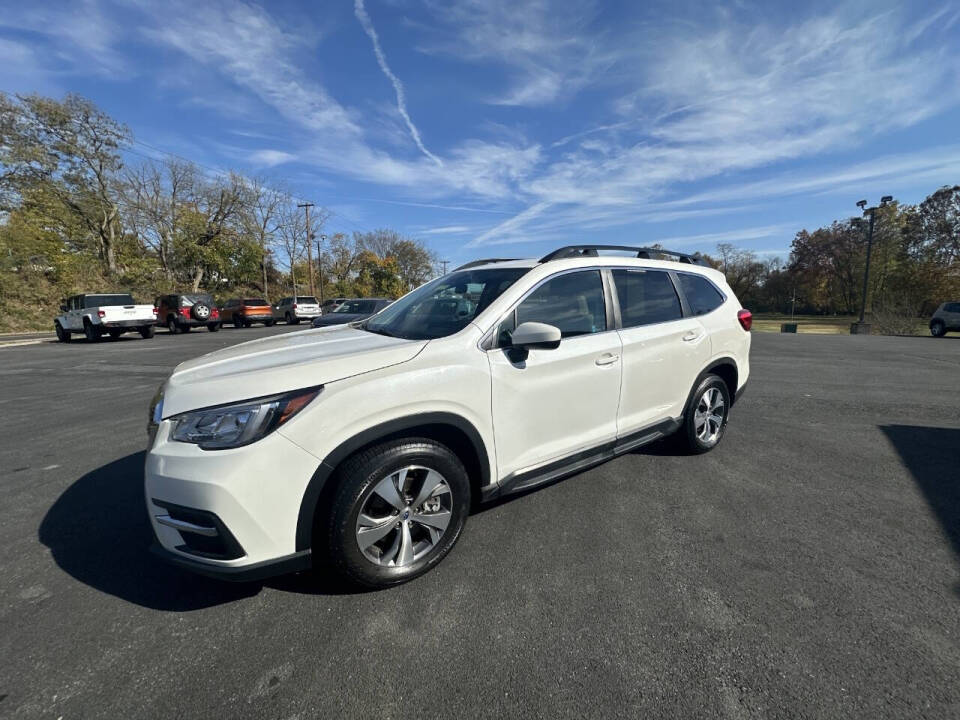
(139, 325), (155, 339)
(323, 438), (470, 588)
(207, 323), (220, 332)
(55, 322), (71, 343)
(83, 320), (100, 342)
(680, 374), (730, 454)
(930, 320), (946, 337)
(265, 319), (275, 327)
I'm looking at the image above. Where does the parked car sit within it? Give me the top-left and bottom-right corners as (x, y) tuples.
(221, 298), (275, 328)
(320, 297), (347, 314)
(146, 245), (750, 588)
(311, 298), (393, 328)
(929, 301), (960, 337)
(156, 294), (221, 334)
(55, 293), (156, 342)
(273, 296), (321, 325)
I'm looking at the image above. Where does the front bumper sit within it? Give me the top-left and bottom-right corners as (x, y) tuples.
(145, 421), (321, 578)
(150, 543), (311, 582)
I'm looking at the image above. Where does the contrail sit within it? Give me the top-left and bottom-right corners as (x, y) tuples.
(354, 0), (443, 166)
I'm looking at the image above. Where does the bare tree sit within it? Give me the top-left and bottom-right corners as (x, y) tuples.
(123, 157), (196, 277)
(242, 178), (289, 300)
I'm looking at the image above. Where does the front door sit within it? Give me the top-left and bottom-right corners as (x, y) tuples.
(487, 270), (623, 480)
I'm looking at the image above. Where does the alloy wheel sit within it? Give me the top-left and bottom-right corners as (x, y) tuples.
(694, 387), (726, 445)
(355, 466), (453, 567)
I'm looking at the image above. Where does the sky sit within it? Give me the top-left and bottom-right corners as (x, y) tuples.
(2, 0), (960, 267)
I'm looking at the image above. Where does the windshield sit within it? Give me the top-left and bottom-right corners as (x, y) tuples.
(363, 268), (528, 340)
(84, 294), (136, 307)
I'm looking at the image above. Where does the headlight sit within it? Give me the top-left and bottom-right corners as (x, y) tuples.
(169, 386), (321, 450)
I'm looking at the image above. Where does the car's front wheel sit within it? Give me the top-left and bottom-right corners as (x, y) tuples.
(680, 374), (731, 454)
(323, 438), (471, 588)
(83, 321), (100, 342)
(139, 325), (155, 339)
(930, 320), (946, 337)
(55, 322), (71, 343)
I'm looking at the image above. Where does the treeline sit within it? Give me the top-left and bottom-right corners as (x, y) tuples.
(705, 188), (960, 324)
(0, 93), (435, 330)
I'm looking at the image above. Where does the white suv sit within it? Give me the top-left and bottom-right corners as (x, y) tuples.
(146, 245), (751, 588)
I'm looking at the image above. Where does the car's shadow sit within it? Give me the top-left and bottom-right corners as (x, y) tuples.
(880, 425), (960, 595)
(38, 452), (364, 609)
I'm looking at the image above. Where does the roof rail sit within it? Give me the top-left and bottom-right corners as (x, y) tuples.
(453, 258), (519, 271)
(539, 245), (711, 267)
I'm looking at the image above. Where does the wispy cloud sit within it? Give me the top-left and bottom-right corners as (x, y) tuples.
(353, 0), (442, 166)
(420, 225), (473, 235)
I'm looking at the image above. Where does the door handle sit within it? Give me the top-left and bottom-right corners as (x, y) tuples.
(595, 353), (620, 366)
(682, 331), (701, 342)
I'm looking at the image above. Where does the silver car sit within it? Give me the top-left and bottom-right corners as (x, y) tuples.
(273, 296), (321, 325)
(930, 302), (960, 337)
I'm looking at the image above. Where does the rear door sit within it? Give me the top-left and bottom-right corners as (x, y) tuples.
(948, 302), (960, 329)
(613, 269), (710, 434)
(488, 270), (623, 479)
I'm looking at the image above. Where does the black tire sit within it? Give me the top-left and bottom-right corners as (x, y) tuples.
(55, 322), (71, 343)
(322, 438), (471, 589)
(83, 320), (100, 343)
(107, 328), (123, 340)
(191, 302), (211, 322)
(207, 323), (220, 332)
(679, 373), (731, 454)
(182, 324), (191, 332)
(243, 318), (251, 328)
(930, 320), (946, 337)
(167, 317), (180, 334)
(265, 319), (275, 327)
(285, 312), (294, 325)
(233, 314), (243, 329)
(139, 325), (155, 339)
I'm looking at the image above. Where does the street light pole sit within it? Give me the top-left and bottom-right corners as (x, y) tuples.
(853, 196), (893, 333)
(297, 202), (316, 297)
(858, 206), (875, 325)
(317, 234), (326, 306)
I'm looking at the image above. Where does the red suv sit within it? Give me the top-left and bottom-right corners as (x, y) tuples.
(155, 294), (221, 333)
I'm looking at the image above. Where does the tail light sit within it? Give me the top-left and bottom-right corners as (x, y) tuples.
(152, 307), (158, 315)
(293, 303), (298, 310)
(737, 309), (752, 331)
(97, 310), (105, 318)
(211, 308), (219, 318)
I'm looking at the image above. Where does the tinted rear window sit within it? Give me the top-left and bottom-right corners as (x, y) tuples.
(84, 294), (136, 307)
(613, 270), (682, 327)
(295, 296), (318, 304)
(677, 274), (724, 316)
(243, 298), (268, 306)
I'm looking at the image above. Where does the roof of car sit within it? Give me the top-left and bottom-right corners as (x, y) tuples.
(464, 255), (720, 275)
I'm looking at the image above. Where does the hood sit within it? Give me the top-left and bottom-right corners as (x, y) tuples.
(161, 325), (426, 417)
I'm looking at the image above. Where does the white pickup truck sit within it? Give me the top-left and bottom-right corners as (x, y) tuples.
(55, 293), (157, 342)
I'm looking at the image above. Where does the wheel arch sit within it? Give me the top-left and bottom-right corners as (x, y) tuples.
(682, 357), (740, 417)
(295, 412), (491, 551)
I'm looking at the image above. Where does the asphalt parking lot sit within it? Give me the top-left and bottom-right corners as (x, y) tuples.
(1, 327), (958, 718)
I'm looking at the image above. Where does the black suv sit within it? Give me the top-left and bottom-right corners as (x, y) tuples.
(155, 294), (221, 334)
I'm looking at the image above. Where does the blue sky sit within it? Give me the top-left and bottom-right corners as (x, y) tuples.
(2, 0), (960, 266)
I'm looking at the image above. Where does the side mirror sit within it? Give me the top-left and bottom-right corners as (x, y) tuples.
(510, 321), (561, 350)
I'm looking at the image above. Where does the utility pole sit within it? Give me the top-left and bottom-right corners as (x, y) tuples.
(318, 234), (327, 306)
(440, 259), (450, 275)
(297, 202), (315, 297)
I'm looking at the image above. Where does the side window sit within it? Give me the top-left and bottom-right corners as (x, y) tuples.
(509, 270), (607, 341)
(677, 274), (724, 316)
(613, 270), (682, 328)
(947, 303), (960, 313)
